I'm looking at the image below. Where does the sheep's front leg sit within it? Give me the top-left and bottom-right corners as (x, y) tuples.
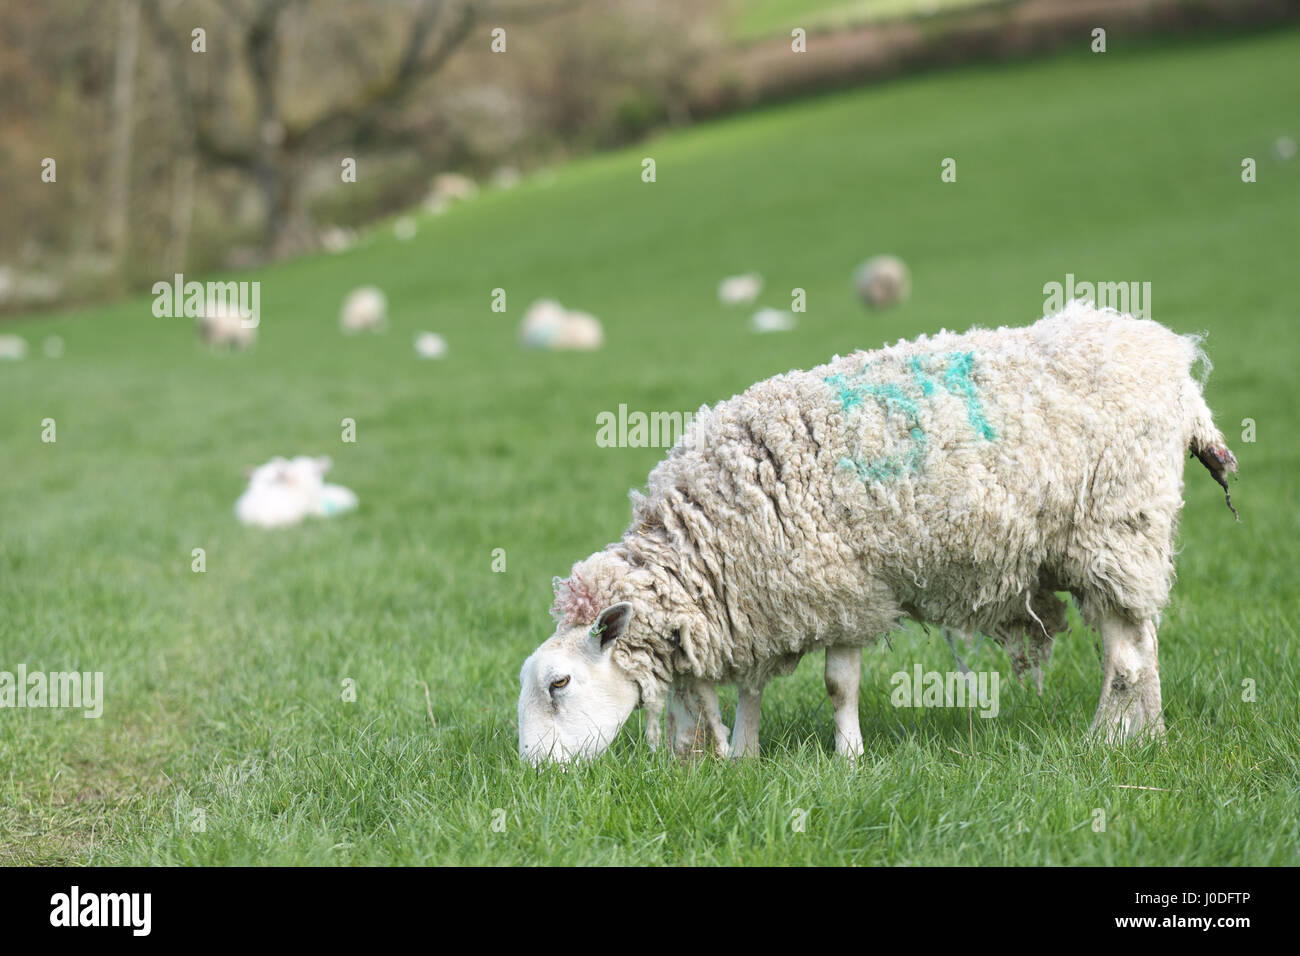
(666, 678), (730, 758)
(643, 696), (664, 750)
(825, 645), (864, 758)
(730, 684), (763, 759)
(1090, 613), (1165, 743)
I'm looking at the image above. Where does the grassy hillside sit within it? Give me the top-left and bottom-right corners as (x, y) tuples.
(1, 27), (1297, 865)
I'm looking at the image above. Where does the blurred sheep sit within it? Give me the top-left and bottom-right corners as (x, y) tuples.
(0, 334), (28, 360)
(414, 331), (448, 358)
(855, 255), (911, 308)
(235, 455), (357, 528)
(340, 286), (388, 334)
(519, 299), (604, 351)
(197, 299), (256, 350)
(718, 272), (763, 305)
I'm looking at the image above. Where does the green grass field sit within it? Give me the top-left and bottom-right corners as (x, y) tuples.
(2, 28), (1298, 866)
(729, 0), (994, 42)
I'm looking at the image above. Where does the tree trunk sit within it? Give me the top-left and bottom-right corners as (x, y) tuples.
(247, 1), (288, 256)
(105, 0), (140, 265)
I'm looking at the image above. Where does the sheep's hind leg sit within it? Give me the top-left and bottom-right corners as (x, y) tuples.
(730, 684), (763, 759)
(1090, 612), (1165, 743)
(825, 645), (864, 758)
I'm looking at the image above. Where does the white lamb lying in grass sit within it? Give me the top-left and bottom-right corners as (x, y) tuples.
(518, 303), (1239, 765)
(519, 299), (604, 351)
(235, 456), (357, 528)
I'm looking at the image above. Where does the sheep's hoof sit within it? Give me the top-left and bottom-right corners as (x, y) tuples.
(1089, 706), (1166, 745)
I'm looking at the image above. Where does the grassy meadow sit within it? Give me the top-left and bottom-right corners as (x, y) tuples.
(1, 27), (1298, 865)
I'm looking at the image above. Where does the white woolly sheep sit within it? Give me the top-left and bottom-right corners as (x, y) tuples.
(0, 334), (28, 360)
(414, 331), (449, 359)
(749, 308), (797, 334)
(855, 255), (911, 309)
(718, 273), (763, 306)
(424, 172), (479, 214)
(196, 300), (256, 350)
(340, 286), (388, 334)
(236, 455), (357, 528)
(519, 299), (604, 351)
(517, 302), (1239, 764)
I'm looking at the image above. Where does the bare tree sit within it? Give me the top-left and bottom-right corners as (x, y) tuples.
(143, 0), (580, 259)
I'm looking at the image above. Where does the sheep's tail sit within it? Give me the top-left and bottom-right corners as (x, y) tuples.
(1185, 383), (1239, 521)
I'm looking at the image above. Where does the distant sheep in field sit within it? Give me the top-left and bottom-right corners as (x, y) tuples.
(519, 299), (604, 351)
(236, 455), (357, 528)
(855, 255), (910, 308)
(749, 307), (796, 334)
(197, 300), (256, 350)
(518, 303), (1239, 764)
(718, 273), (763, 306)
(414, 331), (448, 358)
(0, 334), (28, 360)
(340, 286), (388, 334)
(424, 172), (479, 213)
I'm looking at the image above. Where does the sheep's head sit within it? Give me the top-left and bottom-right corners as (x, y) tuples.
(244, 455), (330, 490)
(517, 602), (641, 765)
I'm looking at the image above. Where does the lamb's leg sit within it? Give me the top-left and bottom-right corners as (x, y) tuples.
(665, 678), (730, 758)
(1090, 613), (1165, 743)
(825, 645), (864, 758)
(730, 684), (763, 759)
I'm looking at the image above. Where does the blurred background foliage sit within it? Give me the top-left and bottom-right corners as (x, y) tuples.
(1, 0), (1293, 312)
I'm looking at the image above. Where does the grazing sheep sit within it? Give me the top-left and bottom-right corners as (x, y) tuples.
(855, 255), (911, 308)
(235, 455), (357, 528)
(0, 334), (28, 360)
(414, 331), (449, 359)
(340, 286), (388, 334)
(718, 273), (763, 306)
(431, 172), (479, 202)
(519, 299), (604, 351)
(749, 308), (797, 334)
(517, 303), (1239, 764)
(319, 226), (357, 254)
(424, 172), (479, 213)
(197, 300), (256, 350)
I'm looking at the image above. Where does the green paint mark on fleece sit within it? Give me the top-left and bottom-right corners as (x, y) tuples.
(824, 372), (920, 420)
(825, 351), (995, 483)
(941, 351), (997, 441)
(837, 427), (928, 482)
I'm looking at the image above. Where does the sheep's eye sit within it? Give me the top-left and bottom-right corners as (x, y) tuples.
(550, 676), (570, 690)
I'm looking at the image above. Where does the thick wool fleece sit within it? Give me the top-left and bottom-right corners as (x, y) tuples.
(551, 303), (1236, 708)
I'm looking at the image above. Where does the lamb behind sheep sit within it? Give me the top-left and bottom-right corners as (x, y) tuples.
(518, 303), (1238, 764)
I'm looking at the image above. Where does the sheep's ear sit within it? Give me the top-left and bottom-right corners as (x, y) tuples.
(589, 602), (633, 651)
(314, 455), (332, 475)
